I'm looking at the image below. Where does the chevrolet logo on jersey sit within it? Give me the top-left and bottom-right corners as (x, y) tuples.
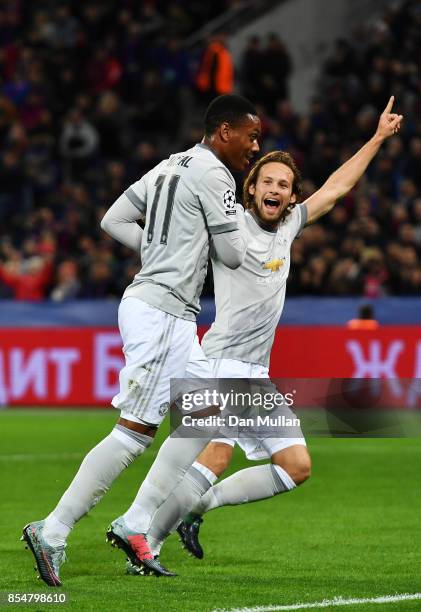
(262, 258), (284, 272)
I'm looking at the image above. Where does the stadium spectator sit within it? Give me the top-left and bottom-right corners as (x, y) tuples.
(0, 249), (53, 301)
(94, 91), (129, 160)
(360, 247), (389, 298)
(259, 33), (292, 114)
(240, 35), (262, 102)
(132, 69), (176, 140)
(327, 257), (362, 295)
(195, 33), (234, 103)
(138, 2), (165, 39)
(50, 260), (81, 301)
(59, 109), (98, 181)
(152, 35), (191, 91)
(79, 259), (119, 299)
(240, 33), (292, 117)
(347, 303), (379, 329)
(85, 47), (122, 95)
(403, 137), (421, 188)
(0, 149), (26, 221)
(49, 5), (80, 50)
(126, 141), (160, 185)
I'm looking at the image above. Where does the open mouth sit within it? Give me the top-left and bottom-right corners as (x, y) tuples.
(263, 198), (281, 214)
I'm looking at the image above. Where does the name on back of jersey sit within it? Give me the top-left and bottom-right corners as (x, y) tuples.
(169, 155), (193, 168)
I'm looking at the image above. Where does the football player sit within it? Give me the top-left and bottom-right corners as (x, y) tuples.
(22, 94), (261, 585)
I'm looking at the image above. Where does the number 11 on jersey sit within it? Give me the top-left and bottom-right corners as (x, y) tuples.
(147, 174), (181, 244)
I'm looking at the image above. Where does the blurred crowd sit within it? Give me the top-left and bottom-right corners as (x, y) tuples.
(0, 0), (421, 300)
(284, 0), (421, 297)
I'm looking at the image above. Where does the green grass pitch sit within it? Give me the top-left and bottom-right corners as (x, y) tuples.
(0, 409), (420, 612)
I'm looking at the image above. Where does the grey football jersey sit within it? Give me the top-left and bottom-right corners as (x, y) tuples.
(202, 204), (307, 367)
(123, 144), (239, 321)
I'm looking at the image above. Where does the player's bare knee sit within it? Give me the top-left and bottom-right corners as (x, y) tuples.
(272, 446), (311, 486)
(281, 459), (310, 486)
(292, 455), (311, 485)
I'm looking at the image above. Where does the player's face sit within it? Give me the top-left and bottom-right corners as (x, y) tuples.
(224, 115), (261, 171)
(249, 162), (297, 226)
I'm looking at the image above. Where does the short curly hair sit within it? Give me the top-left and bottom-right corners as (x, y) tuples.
(243, 151), (302, 222)
(204, 95), (258, 136)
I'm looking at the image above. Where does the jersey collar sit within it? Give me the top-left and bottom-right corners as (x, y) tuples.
(195, 142), (224, 164)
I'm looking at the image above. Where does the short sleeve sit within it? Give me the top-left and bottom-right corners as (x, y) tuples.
(290, 203), (308, 239)
(197, 167), (238, 235)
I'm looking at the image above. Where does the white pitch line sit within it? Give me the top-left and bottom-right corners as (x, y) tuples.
(214, 592), (421, 612)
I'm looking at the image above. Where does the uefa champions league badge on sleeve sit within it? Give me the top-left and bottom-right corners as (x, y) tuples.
(223, 189), (236, 216)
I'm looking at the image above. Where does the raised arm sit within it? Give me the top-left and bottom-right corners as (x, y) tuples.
(305, 96), (403, 224)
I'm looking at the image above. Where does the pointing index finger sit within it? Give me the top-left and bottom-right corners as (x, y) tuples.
(383, 95), (395, 114)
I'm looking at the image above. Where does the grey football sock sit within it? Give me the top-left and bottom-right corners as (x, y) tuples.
(193, 463), (296, 515)
(42, 426), (152, 545)
(147, 462), (217, 555)
(123, 424), (218, 534)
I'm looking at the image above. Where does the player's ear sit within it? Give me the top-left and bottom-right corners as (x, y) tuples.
(219, 122), (230, 143)
(248, 183), (256, 196)
(290, 193), (297, 204)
